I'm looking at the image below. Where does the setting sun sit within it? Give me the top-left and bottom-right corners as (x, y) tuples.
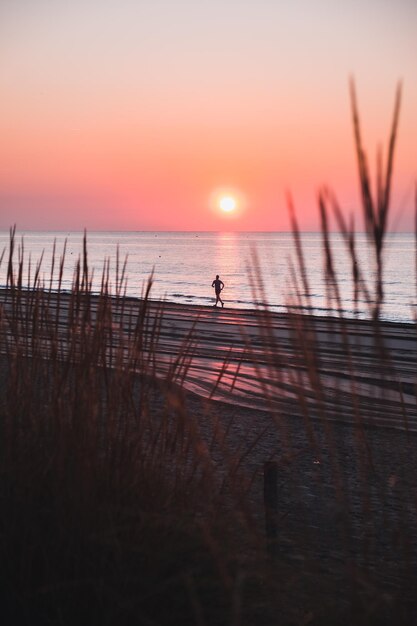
(219, 196), (236, 213)
(210, 187), (246, 220)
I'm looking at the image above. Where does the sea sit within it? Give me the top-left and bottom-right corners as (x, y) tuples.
(0, 230), (415, 323)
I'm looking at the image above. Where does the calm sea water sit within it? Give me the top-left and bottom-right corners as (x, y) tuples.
(0, 231), (415, 322)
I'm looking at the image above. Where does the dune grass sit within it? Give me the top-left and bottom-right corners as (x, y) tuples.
(1, 233), (265, 625)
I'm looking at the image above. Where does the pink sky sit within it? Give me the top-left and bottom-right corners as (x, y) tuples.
(0, 0), (416, 231)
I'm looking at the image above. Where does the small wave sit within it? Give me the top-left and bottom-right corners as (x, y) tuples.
(171, 293), (198, 299)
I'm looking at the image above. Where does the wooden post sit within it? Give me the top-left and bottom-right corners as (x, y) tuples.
(264, 461), (278, 560)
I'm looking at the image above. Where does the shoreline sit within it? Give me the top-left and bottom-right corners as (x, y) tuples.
(1, 284), (416, 326)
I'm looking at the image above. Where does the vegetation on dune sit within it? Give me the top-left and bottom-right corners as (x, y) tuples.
(0, 84), (416, 625)
(0, 236), (260, 625)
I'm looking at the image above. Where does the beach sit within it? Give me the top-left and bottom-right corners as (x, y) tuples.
(1, 287), (416, 429)
(1, 287), (417, 621)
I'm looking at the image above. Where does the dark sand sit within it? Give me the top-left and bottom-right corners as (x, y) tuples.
(1, 289), (417, 619)
(1, 288), (416, 427)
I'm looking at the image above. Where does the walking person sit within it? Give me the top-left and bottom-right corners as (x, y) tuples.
(212, 274), (224, 308)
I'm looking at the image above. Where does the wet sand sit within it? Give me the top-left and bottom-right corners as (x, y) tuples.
(1, 288), (416, 430)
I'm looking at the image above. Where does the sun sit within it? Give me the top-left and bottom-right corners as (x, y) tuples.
(219, 195), (237, 213)
(210, 187), (246, 219)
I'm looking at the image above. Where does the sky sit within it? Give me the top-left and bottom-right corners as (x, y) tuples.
(0, 0), (416, 231)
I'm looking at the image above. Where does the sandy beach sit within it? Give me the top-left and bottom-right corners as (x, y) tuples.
(1, 287), (417, 621)
(1, 288), (416, 430)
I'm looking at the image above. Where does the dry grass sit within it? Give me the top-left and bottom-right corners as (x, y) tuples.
(0, 233), (263, 625)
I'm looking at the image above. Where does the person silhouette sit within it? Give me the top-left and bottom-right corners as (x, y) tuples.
(211, 274), (224, 308)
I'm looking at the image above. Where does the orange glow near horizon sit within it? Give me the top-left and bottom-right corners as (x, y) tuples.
(0, 2), (416, 231)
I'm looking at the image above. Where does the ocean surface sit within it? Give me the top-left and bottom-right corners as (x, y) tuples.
(0, 230), (415, 322)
